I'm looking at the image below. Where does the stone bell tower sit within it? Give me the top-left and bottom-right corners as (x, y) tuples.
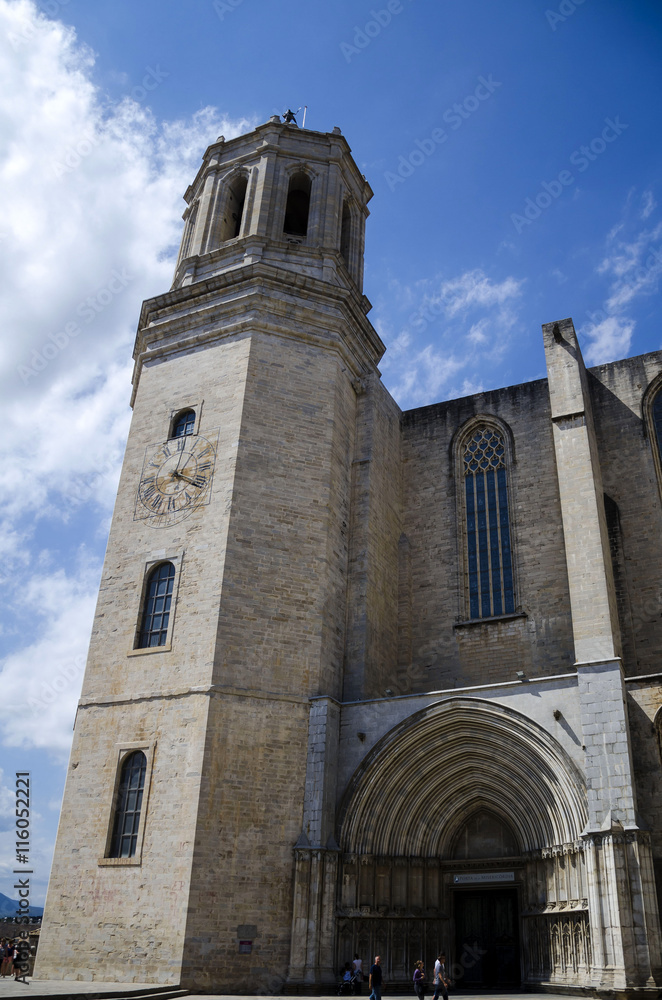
(35, 119), (383, 992)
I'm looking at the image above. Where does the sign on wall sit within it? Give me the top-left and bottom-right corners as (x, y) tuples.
(453, 872), (515, 884)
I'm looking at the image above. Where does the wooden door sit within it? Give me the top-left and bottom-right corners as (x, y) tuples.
(453, 889), (519, 987)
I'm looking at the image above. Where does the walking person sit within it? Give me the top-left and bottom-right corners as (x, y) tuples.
(13, 940), (26, 982)
(413, 960), (426, 999)
(7, 941), (18, 981)
(0, 940), (14, 978)
(368, 954), (383, 1000)
(433, 952), (451, 1000)
(352, 953), (363, 994)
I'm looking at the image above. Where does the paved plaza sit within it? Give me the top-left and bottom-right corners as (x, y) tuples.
(0, 983), (182, 1000)
(0, 983), (583, 1000)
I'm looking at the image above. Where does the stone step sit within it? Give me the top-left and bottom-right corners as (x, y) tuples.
(22, 987), (189, 1000)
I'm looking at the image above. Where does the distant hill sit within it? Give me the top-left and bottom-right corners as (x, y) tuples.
(0, 893), (43, 917)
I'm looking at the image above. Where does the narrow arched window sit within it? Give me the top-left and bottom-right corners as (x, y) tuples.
(137, 562), (175, 648)
(219, 174), (248, 243)
(652, 390), (662, 461)
(109, 751), (147, 858)
(463, 425), (515, 618)
(283, 172), (311, 237)
(172, 409), (195, 438)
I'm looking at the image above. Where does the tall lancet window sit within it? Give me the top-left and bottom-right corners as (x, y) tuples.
(463, 425), (515, 619)
(652, 389), (662, 461)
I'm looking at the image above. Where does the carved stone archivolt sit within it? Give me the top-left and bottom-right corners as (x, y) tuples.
(338, 698), (588, 858)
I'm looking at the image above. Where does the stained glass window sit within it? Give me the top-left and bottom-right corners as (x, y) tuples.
(109, 751), (147, 859)
(137, 562), (175, 648)
(463, 426), (515, 619)
(653, 392), (662, 464)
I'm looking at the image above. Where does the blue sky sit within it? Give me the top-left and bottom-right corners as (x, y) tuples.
(0, 0), (661, 904)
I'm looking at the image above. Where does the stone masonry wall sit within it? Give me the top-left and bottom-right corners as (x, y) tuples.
(587, 351), (662, 676)
(627, 680), (662, 917)
(35, 697), (208, 983)
(179, 330), (364, 990)
(400, 379), (574, 692)
(210, 330), (357, 702)
(579, 350), (662, 921)
(36, 336), (252, 982)
(181, 694), (310, 993)
(343, 375), (402, 702)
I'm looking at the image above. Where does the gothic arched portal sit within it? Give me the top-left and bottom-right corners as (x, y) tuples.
(334, 698), (589, 988)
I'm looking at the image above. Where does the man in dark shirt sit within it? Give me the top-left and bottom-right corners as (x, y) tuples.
(369, 955), (383, 1000)
(433, 952), (450, 1000)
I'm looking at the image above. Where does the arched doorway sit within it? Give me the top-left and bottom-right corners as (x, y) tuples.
(335, 698), (589, 988)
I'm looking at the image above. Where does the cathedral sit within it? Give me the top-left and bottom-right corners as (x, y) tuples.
(35, 119), (662, 995)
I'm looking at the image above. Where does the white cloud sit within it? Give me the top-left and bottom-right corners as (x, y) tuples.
(551, 268), (568, 286)
(457, 377), (485, 397)
(0, 770), (14, 831)
(0, 361), (132, 529)
(0, 0), (252, 404)
(641, 190), (656, 220)
(583, 316), (636, 367)
(597, 221), (662, 281)
(0, 0), (255, 756)
(1, 554), (100, 752)
(467, 318), (489, 344)
(582, 195), (662, 365)
(379, 269), (523, 407)
(390, 345), (465, 406)
(432, 270), (522, 317)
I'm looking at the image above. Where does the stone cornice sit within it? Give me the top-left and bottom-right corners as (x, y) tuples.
(131, 261), (384, 406)
(78, 682), (310, 710)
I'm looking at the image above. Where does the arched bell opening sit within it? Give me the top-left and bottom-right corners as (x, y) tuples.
(218, 173), (248, 243)
(283, 172), (311, 238)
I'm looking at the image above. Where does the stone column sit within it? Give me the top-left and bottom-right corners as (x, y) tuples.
(189, 169), (217, 258)
(252, 149), (278, 238)
(544, 317), (662, 989)
(319, 849), (341, 982)
(238, 164), (258, 239)
(543, 317), (621, 663)
(288, 845), (312, 983)
(287, 697), (341, 987)
(301, 697), (341, 846)
(287, 843), (340, 986)
(322, 160), (342, 248)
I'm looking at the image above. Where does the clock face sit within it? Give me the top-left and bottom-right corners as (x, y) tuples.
(135, 432), (217, 527)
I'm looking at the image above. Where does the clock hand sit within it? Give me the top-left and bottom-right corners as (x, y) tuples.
(172, 470), (202, 488)
(172, 436), (188, 475)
